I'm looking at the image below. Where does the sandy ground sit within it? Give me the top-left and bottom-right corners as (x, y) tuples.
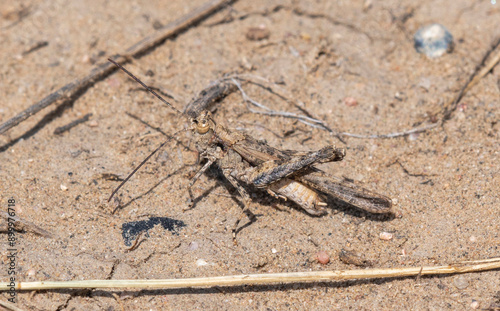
(0, 0), (499, 310)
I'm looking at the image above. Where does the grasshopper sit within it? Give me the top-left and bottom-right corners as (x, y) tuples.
(108, 59), (392, 233)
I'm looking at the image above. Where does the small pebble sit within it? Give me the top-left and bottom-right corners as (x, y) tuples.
(188, 241), (199, 251)
(379, 232), (393, 240)
(271, 248), (278, 254)
(60, 184), (68, 191)
(470, 300), (479, 309)
(107, 77), (121, 88)
(316, 251), (330, 265)
(418, 77), (432, 90)
(339, 249), (373, 267)
(453, 275), (469, 289)
(81, 54), (90, 63)
(408, 132), (420, 141)
(343, 97), (358, 107)
(152, 20), (163, 30)
(196, 259), (208, 267)
(246, 25), (270, 41)
(469, 235), (477, 243)
(252, 256), (269, 269)
(300, 32), (311, 41)
(414, 24), (454, 58)
(88, 120), (99, 127)
(394, 92), (406, 101)
(27, 269), (36, 277)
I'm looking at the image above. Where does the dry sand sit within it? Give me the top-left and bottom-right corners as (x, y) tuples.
(0, 0), (499, 310)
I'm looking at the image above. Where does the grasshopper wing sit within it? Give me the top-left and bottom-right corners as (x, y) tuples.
(297, 170), (392, 214)
(232, 134), (296, 165)
(231, 134), (391, 214)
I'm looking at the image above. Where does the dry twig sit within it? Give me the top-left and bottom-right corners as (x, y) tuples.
(53, 113), (92, 135)
(440, 36), (500, 121)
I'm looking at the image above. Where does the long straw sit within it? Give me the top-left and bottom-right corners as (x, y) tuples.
(1, 257), (498, 291)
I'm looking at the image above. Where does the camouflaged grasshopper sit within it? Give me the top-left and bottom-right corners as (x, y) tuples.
(108, 59), (392, 231)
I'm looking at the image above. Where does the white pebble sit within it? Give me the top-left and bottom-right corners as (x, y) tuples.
(88, 120), (99, 127)
(188, 241), (199, 251)
(414, 24), (454, 58)
(453, 275), (469, 289)
(408, 132), (420, 141)
(379, 232), (393, 240)
(196, 259), (208, 267)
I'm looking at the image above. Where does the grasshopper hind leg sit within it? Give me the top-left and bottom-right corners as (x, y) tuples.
(220, 169), (257, 240)
(268, 179), (328, 216)
(216, 149), (259, 240)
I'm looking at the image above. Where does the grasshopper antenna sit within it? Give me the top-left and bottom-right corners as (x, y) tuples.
(108, 58), (185, 117)
(107, 59), (189, 202)
(108, 128), (186, 202)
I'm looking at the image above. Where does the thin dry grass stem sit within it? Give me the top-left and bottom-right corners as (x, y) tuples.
(439, 35), (500, 121)
(229, 77), (332, 131)
(228, 75), (439, 138)
(0, 257), (498, 291)
(340, 123), (439, 139)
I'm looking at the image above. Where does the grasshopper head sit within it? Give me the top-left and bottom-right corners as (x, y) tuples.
(191, 110), (217, 154)
(191, 110), (214, 135)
